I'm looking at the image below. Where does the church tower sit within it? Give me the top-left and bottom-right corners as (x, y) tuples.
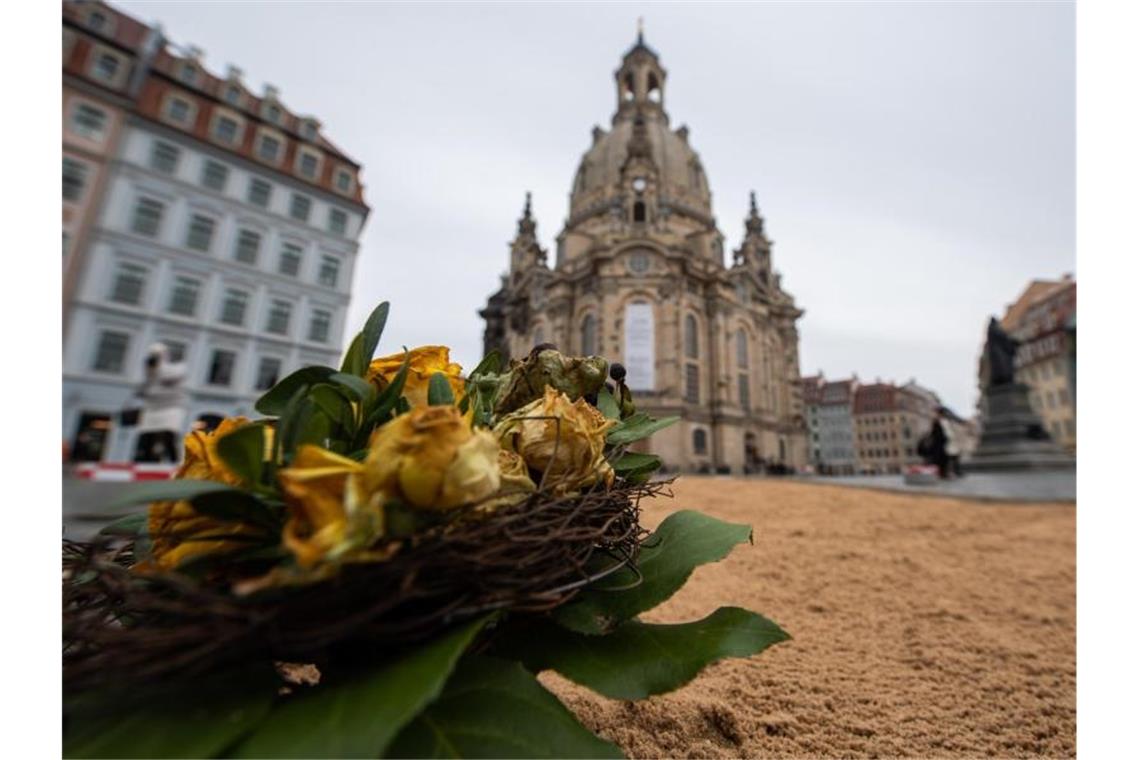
(481, 27), (808, 473)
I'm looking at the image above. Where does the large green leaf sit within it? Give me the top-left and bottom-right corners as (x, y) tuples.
(611, 452), (660, 477)
(63, 666), (277, 759)
(605, 413), (680, 446)
(96, 512), (148, 536)
(360, 301), (391, 365)
(386, 655), (622, 759)
(230, 616), (492, 759)
(329, 372), (375, 402)
(502, 607), (789, 700)
(185, 490), (280, 532)
(552, 510), (752, 634)
(256, 367), (336, 416)
(100, 479), (244, 510)
(215, 423), (266, 487)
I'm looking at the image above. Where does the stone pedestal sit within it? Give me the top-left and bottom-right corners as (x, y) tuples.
(966, 383), (1074, 471)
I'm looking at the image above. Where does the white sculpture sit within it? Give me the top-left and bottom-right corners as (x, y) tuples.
(132, 343), (189, 462)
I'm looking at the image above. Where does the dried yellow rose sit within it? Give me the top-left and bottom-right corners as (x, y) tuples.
(145, 417), (266, 571)
(365, 405), (501, 510)
(366, 345), (465, 408)
(494, 387), (615, 493)
(278, 445), (386, 569)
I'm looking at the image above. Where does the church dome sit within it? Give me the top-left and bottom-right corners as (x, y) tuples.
(567, 33), (713, 221)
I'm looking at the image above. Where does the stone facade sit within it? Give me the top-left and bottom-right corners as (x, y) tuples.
(481, 33), (807, 473)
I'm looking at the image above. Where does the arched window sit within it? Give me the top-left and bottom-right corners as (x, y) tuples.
(632, 201), (646, 223)
(736, 329), (749, 369)
(684, 315), (699, 359)
(580, 314), (596, 356)
(692, 428), (708, 455)
(623, 73), (635, 102)
(647, 73), (661, 103)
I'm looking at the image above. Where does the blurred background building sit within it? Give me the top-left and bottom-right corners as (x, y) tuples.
(997, 274), (1077, 453)
(62, 1), (370, 462)
(481, 32), (808, 474)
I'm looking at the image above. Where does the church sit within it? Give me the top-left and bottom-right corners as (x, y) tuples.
(480, 30), (808, 473)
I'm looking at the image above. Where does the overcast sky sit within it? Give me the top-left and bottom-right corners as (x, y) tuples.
(117, 0), (1074, 415)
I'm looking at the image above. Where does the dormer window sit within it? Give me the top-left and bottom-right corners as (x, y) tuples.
(224, 85), (242, 106)
(334, 168), (354, 194)
(266, 104), (281, 124)
(256, 132), (282, 163)
(180, 63), (197, 86)
(162, 95), (196, 127)
(212, 113), (243, 145)
(88, 10), (108, 33)
(301, 121), (317, 141)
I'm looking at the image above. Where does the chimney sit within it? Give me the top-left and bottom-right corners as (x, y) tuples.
(264, 84), (280, 100)
(591, 126), (604, 145)
(226, 65), (243, 82)
(186, 45), (204, 62)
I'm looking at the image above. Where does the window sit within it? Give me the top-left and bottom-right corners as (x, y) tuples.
(629, 252), (649, 273)
(580, 314), (596, 356)
(163, 341), (187, 363)
(213, 115), (241, 145)
(736, 329), (749, 368)
(93, 331), (130, 373)
(207, 350), (236, 386)
(167, 275), (201, 316)
(180, 62), (197, 85)
(71, 103), (107, 140)
(318, 255), (340, 287)
(692, 428), (708, 456)
(278, 243), (302, 276)
(234, 229), (261, 264)
(684, 363), (700, 403)
(1058, 388), (1070, 406)
(185, 214), (216, 252)
(88, 10), (108, 32)
(266, 299), (292, 335)
(131, 197), (165, 237)
(247, 178), (272, 207)
(308, 309), (332, 343)
(738, 374), (750, 411)
(684, 315), (699, 359)
(63, 158), (88, 202)
(632, 201), (647, 223)
(201, 161), (229, 191)
(301, 121), (317, 141)
(290, 194), (312, 222)
(219, 289), (249, 326)
(266, 105), (282, 123)
(109, 262), (147, 305)
(224, 85), (242, 105)
(255, 357), (282, 391)
(165, 97), (193, 126)
(298, 152), (319, 179)
(92, 53), (121, 84)
(335, 169), (353, 193)
(257, 134), (281, 163)
(328, 208), (348, 235)
(150, 141), (180, 174)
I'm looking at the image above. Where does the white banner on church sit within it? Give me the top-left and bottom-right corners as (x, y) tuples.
(624, 302), (655, 391)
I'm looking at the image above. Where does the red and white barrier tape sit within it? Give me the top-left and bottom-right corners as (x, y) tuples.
(73, 463), (178, 482)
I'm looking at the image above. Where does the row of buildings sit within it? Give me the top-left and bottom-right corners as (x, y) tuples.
(63, 1), (369, 461)
(798, 375), (975, 476)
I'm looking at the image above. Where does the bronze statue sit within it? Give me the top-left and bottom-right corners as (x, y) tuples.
(983, 317), (1020, 387)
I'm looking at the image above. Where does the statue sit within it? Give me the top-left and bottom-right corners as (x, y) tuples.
(983, 317), (1020, 387)
(132, 343), (189, 463)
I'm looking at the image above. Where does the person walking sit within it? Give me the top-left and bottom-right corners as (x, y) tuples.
(927, 413), (949, 479)
(939, 408), (962, 478)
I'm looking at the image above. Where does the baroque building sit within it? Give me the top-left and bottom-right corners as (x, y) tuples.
(481, 32), (807, 473)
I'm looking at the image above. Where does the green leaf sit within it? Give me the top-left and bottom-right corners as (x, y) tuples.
(256, 366), (335, 416)
(215, 423), (266, 487)
(552, 510), (752, 634)
(310, 384), (355, 428)
(605, 413), (680, 446)
(386, 655), (622, 759)
(329, 372), (374, 402)
(63, 666), (277, 759)
(468, 350), (502, 378)
(186, 490), (279, 531)
(99, 479), (244, 511)
(502, 607), (789, 700)
(428, 372), (455, 406)
(612, 452), (660, 477)
(364, 352), (411, 429)
(231, 616), (493, 759)
(340, 332), (367, 377)
(596, 388), (620, 420)
(96, 512), (148, 537)
(361, 301), (391, 364)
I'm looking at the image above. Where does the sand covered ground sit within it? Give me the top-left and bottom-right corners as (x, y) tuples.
(544, 478), (1075, 758)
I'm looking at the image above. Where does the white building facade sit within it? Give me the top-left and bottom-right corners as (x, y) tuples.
(63, 118), (367, 461)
